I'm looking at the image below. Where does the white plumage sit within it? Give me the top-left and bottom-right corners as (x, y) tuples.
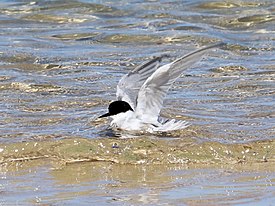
(99, 43), (224, 133)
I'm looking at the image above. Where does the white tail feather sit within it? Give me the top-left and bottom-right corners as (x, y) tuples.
(154, 119), (190, 132)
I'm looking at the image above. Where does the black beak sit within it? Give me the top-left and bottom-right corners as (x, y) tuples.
(98, 113), (111, 118)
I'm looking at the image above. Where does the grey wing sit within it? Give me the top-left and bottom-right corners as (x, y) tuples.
(135, 43), (225, 123)
(116, 55), (168, 109)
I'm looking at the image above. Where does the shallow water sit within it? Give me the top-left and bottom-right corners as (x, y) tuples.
(0, 0), (274, 205)
(1, 161), (275, 205)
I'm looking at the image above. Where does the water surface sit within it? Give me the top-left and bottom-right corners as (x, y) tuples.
(0, 0), (274, 205)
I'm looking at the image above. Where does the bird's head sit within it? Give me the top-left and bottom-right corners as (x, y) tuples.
(98, 100), (134, 118)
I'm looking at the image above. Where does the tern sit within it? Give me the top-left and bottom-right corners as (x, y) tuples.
(99, 43), (224, 133)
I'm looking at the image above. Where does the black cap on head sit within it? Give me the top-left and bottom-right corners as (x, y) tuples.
(98, 100), (133, 118)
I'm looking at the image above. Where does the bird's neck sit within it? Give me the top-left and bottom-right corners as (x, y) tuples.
(110, 111), (134, 128)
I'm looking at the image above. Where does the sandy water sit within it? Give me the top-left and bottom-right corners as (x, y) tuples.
(0, 0), (274, 205)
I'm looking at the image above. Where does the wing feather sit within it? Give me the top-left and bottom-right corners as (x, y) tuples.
(135, 43), (225, 123)
(116, 55), (168, 109)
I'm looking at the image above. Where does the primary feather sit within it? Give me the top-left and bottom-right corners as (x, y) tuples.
(116, 55), (168, 109)
(134, 43), (224, 124)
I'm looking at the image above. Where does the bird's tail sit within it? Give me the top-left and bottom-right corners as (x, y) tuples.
(154, 119), (190, 132)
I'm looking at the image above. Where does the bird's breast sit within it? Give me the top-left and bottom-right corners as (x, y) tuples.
(110, 111), (151, 131)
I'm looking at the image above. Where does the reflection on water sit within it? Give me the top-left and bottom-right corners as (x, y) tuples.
(1, 161), (275, 205)
(0, 0), (274, 205)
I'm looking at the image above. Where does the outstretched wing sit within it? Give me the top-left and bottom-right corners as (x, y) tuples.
(116, 55), (168, 109)
(135, 43), (225, 123)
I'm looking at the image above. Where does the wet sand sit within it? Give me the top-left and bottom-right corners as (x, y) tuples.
(1, 136), (274, 205)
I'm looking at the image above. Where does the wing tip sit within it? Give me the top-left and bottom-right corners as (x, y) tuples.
(202, 42), (226, 50)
